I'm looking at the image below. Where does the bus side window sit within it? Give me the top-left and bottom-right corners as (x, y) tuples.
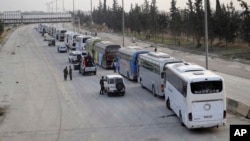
(161, 72), (165, 79)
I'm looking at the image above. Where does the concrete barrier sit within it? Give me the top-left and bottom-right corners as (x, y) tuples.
(227, 97), (250, 119)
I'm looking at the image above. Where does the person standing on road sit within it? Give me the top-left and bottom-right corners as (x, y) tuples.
(99, 76), (105, 95)
(63, 66), (68, 81)
(69, 65), (72, 80)
(112, 59), (117, 73)
(154, 47), (157, 52)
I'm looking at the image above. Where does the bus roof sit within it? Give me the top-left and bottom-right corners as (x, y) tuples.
(167, 62), (223, 82)
(95, 41), (121, 50)
(139, 51), (179, 64)
(118, 46), (149, 56)
(76, 35), (92, 40)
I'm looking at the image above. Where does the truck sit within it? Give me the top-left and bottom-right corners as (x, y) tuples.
(79, 55), (97, 75)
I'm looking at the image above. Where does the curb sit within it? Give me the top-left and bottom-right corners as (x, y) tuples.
(227, 97), (250, 119)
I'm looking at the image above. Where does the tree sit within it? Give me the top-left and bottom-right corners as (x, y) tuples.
(223, 2), (240, 46)
(169, 0), (182, 45)
(238, 0), (250, 46)
(185, 0), (196, 45)
(157, 13), (168, 43)
(103, 0), (107, 12)
(150, 0), (158, 39)
(128, 4), (143, 35)
(193, 0), (204, 48)
(214, 0), (224, 41)
(141, 0), (150, 36)
(0, 20), (3, 36)
(206, 0), (216, 46)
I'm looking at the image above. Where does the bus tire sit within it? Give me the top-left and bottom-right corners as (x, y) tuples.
(152, 86), (157, 97)
(166, 98), (172, 110)
(179, 110), (185, 126)
(140, 78), (145, 88)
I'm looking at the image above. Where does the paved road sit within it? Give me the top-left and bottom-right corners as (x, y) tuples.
(0, 24), (249, 141)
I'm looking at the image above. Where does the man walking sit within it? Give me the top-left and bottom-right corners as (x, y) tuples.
(99, 76), (105, 95)
(69, 65), (72, 80)
(63, 66), (68, 81)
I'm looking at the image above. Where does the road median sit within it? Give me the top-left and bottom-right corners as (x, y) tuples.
(227, 97), (250, 119)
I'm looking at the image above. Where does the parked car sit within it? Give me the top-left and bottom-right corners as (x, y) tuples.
(57, 45), (67, 53)
(104, 74), (126, 97)
(68, 51), (87, 63)
(48, 38), (56, 46)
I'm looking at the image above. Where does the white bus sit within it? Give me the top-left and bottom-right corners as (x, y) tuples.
(164, 62), (226, 129)
(68, 32), (80, 50)
(117, 46), (149, 81)
(75, 35), (92, 51)
(64, 31), (73, 47)
(138, 52), (182, 97)
(56, 28), (67, 41)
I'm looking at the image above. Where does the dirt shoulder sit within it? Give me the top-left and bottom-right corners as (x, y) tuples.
(0, 26), (17, 49)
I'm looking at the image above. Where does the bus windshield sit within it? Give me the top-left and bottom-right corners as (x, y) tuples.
(191, 80), (223, 94)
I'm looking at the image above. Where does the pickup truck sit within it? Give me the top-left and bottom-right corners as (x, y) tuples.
(76, 55), (97, 75)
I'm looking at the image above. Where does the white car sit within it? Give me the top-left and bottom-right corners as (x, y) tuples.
(104, 74), (126, 97)
(57, 45), (67, 53)
(68, 51), (87, 63)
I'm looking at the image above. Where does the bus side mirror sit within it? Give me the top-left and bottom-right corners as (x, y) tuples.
(161, 72), (165, 79)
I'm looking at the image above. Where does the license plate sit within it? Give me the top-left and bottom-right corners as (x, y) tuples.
(204, 115), (212, 118)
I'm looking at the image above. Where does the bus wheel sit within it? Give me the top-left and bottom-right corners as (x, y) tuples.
(179, 110), (185, 126)
(166, 98), (172, 110)
(152, 86), (157, 97)
(140, 78), (145, 88)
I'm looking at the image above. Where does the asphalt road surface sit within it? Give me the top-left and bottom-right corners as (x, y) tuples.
(0, 24), (249, 141)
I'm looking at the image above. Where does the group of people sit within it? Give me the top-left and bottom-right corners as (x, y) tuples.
(63, 66), (72, 81)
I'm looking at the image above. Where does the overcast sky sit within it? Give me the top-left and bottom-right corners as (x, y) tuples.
(0, 0), (245, 13)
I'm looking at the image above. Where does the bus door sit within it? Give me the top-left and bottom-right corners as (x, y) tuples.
(98, 52), (103, 66)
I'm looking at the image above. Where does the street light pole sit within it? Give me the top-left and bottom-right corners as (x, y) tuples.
(63, 0), (65, 28)
(122, 0), (125, 47)
(91, 0), (93, 25)
(73, 0), (75, 32)
(205, 0), (209, 69)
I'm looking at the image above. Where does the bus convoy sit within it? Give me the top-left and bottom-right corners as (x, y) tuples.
(38, 23), (227, 129)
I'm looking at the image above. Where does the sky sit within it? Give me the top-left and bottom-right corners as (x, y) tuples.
(0, 0), (246, 13)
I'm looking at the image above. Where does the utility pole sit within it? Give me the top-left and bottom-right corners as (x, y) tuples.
(91, 0), (93, 25)
(63, 0), (65, 27)
(204, 0), (208, 69)
(122, 0), (125, 47)
(73, 0), (75, 31)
